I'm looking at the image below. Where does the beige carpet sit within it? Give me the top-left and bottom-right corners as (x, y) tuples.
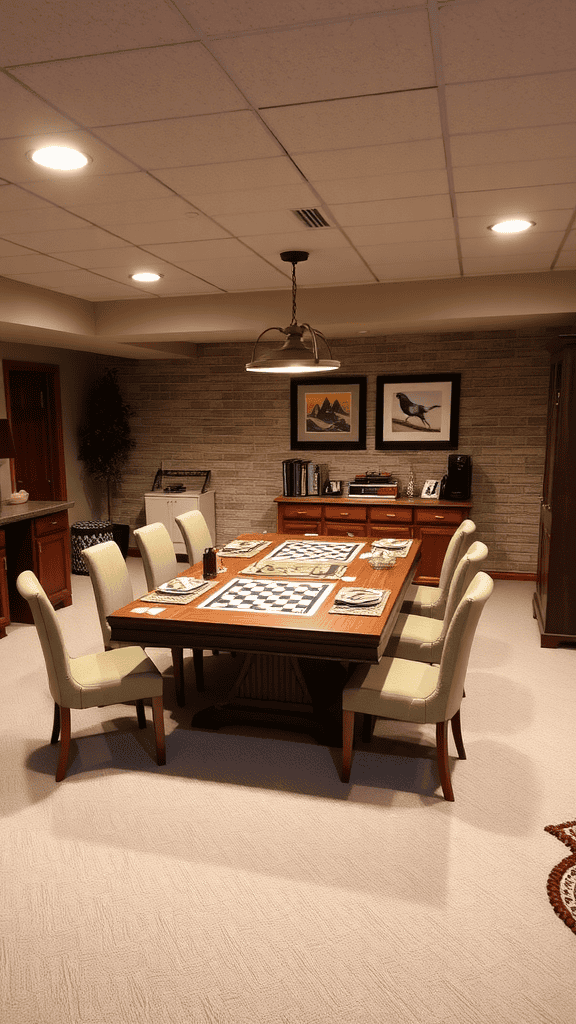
(1, 561), (575, 1024)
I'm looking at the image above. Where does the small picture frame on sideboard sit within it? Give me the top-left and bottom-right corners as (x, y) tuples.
(421, 479), (440, 499)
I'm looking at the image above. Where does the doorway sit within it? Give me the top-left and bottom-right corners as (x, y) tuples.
(3, 360), (67, 501)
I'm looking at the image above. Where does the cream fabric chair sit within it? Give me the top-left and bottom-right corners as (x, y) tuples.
(16, 570), (166, 782)
(400, 518), (476, 618)
(342, 571), (494, 799)
(133, 522), (204, 696)
(175, 509), (213, 567)
(82, 540), (134, 651)
(384, 540), (488, 665)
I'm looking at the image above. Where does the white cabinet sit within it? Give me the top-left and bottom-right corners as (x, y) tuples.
(144, 490), (216, 558)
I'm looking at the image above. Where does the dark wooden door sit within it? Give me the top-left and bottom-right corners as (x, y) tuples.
(3, 361), (67, 501)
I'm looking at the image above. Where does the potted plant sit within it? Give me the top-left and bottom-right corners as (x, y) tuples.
(78, 368), (136, 557)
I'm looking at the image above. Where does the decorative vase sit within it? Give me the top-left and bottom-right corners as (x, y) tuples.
(406, 469), (415, 497)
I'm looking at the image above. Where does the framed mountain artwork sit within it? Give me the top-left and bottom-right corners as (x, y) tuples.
(290, 376), (367, 451)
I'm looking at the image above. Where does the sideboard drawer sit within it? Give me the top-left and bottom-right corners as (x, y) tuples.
(370, 505), (413, 523)
(283, 504), (323, 520)
(324, 504), (367, 522)
(414, 508), (464, 526)
(33, 510), (69, 537)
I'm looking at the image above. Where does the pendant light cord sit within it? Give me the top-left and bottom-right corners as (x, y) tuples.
(291, 261), (298, 326)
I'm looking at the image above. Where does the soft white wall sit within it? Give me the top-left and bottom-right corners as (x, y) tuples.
(0, 337), (104, 522)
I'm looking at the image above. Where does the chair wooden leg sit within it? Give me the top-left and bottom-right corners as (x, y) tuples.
(435, 721), (454, 801)
(50, 702), (60, 744)
(55, 707), (71, 782)
(136, 699), (146, 730)
(362, 713), (374, 743)
(341, 709), (355, 783)
(451, 709), (466, 760)
(193, 648), (205, 692)
(151, 695), (166, 766)
(171, 648), (185, 706)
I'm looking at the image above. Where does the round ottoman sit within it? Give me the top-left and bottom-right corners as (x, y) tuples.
(71, 520), (113, 575)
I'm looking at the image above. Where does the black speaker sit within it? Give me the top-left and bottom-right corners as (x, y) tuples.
(444, 454), (472, 500)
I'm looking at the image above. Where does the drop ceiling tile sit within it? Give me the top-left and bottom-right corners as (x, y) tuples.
(171, 255), (289, 290)
(370, 259), (461, 281)
(11, 45), (246, 127)
(460, 230), (565, 259)
(446, 71), (576, 135)
(0, 184), (55, 213)
(266, 248), (373, 285)
(242, 228), (350, 256)
(347, 219), (456, 245)
(458, 209), (574, 238)
(440, 0), (576, 82)
(179, 0), (422, 35)
(0, 206), (93, 235)
(94, 112), (282, 169)
(359, 239), (459, 263)
(332, 194), (453, 227)
(62, 246), (145, 270)
(141, 238), (252, 263)
(0, 131), (138, 184)
(314, 169), (449, 205)
(0, 0), (196, 64)
(456, 183), (576, 219)
(67, 197), (196, 227)
(21, 172), (175, 208)
(82, 265), (221, 296)
(0, 253), (74, 274)
(294, 139), (446, 180)
(462, 254), (556, 276)
(0, 240), (33, 258)
(2, 224), (129, 254)
(0, 75), (74, 139)
(155, 157), (304, 196)
(262, 91), (442, 152)
(211, 11), (433, 106)
(451, 125), (576, 167)
(554, 232), (575, 268)
(10, 269), (151, 299)
(213, 210), (310, 236)
(111, 218), (230, 246)
(453, 157), (576, 194)
(193, 183), (319, 217)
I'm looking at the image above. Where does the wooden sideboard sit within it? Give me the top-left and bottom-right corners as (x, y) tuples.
(0, 500), (73, 636)
(275, 495), (473, 586)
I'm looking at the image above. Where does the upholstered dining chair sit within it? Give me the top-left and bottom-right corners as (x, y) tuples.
(175, 509), (213, 567)
(16, 570), (166, 782)
(341, 571), (494, 799)
(133, 522), (204, 696)
(384, 540), (488, 665)
(82, 540), (134, 651)
(401, 518), (476, 618)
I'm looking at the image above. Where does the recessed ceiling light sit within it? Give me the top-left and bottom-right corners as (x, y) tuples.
(488, 219), (535, 234)
(131, 272), (162, 282)
(29, 146), (90, 170)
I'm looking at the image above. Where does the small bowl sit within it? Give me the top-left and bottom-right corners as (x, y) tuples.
(369, 551), (396, 569)
(8, 490), (29, 504)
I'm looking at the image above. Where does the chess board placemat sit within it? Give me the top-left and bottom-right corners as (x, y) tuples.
(217, 541), (271, 558)
(329, 589), (391, 616)
(140, 580), (218, 604)
(266, 540), (365, 563)
(197, 577), (335, 615)
(239, 559), (349, 580)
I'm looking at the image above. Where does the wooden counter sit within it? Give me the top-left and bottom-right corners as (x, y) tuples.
(0, 500), (74, 636)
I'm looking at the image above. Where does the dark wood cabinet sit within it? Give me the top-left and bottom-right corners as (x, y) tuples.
(275, 496), (472, 585)
(1, 501), (73, 629)
(0, 529), (9, 639)
(533, 339), (576, 647)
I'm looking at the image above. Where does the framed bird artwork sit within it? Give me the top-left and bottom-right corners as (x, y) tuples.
(375, 373), (460, 450)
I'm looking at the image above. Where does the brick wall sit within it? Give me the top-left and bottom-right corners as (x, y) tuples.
(101, 324), (560, 575)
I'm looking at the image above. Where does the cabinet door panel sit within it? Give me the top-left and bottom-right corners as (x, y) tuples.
(35, 531), (71, 606)
(414, 527), (453, 585)
(369, 525), (412, 540)
(324, 523), (367, 537)
(282, 520), (322, 535)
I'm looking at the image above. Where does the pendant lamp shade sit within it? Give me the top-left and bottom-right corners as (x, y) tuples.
(246, 251), (340, 374)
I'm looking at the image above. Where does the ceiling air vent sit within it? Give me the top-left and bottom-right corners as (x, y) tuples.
(292, 208), (330, 228)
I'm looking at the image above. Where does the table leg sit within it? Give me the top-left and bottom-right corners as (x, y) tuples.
(171, 648), (185, 707)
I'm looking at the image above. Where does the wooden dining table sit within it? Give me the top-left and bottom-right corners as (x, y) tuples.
(108, 532), (421, 741)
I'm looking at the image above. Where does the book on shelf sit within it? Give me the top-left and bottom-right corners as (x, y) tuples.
(282, 459), (330, 497)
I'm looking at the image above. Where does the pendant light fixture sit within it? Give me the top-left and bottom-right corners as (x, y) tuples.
(246, 251), (340, 373)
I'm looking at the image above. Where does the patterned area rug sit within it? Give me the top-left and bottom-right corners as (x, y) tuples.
(544, 820), (576, 934)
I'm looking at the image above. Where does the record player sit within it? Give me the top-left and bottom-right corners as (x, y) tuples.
(348, 472), (398, 499)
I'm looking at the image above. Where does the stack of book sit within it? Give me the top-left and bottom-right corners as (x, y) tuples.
(282, 460), (330, 496)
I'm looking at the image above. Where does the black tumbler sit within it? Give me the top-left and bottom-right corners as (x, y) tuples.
(203, 547), (217, 579)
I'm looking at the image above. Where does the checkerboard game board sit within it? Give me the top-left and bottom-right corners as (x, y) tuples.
(197, 577), (335, 615)
(266, 540), (365, 563)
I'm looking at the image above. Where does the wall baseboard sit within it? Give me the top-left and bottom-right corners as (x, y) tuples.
(489, 571), (536, 581)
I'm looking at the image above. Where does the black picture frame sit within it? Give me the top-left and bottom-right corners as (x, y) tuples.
(375, 373), (460, 450)
(290, 376), (367, 450)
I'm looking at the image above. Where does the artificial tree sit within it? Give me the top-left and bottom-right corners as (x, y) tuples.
(78, 368), (135, 550)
